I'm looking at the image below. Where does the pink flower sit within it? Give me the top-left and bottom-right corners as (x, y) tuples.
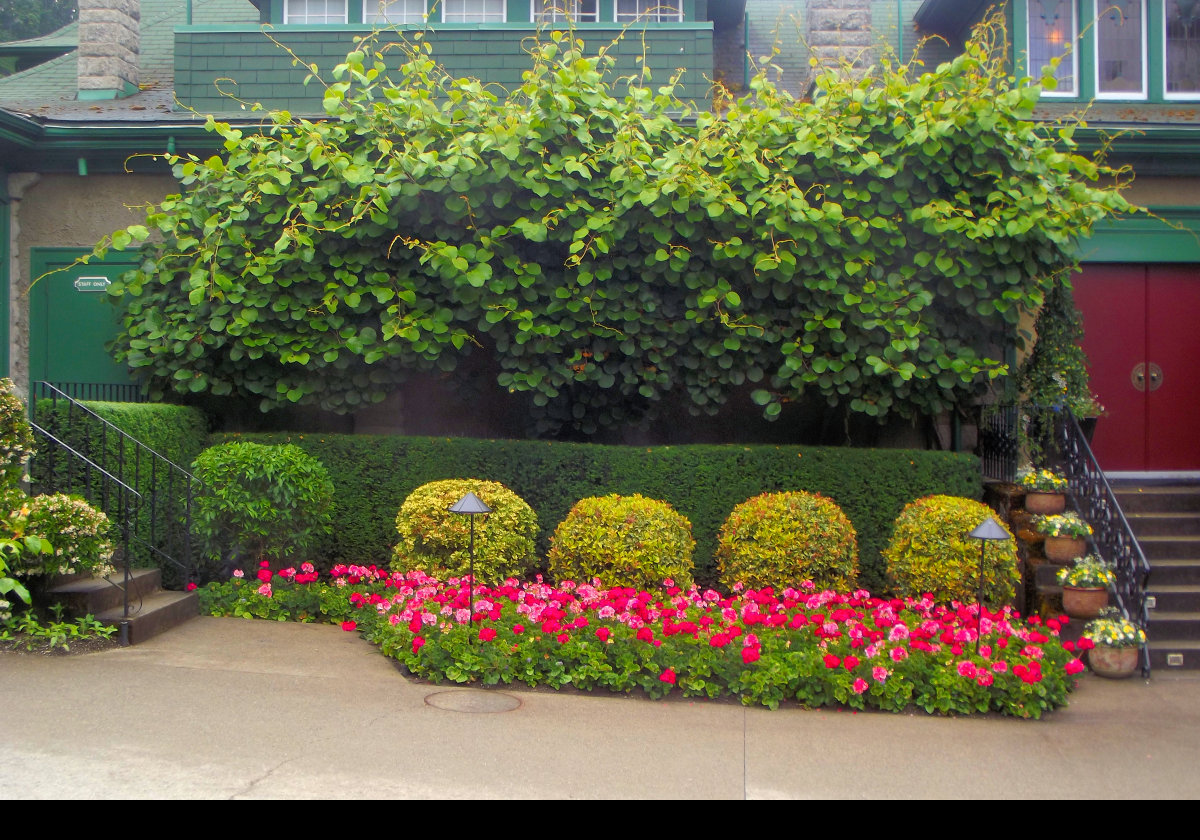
(872, 666), (888, 683)
(341, 620), (356, 632)
(976, 671), (994, 687)
(852, 678), (868, 695)
(232, 569), (244, 578)
(186, 582), (198, 591)
(957, 660), (977, 678)
(660, 668), (677, 685)
(890, 646), (908, 662)
(1065, 658), (1085, 675)
(992, 660), (1008, 674)
(256, 583), (272, 598)
(513, 624), (525, 634)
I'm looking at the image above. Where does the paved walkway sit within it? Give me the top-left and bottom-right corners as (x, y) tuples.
(2, 616), (1198, 799)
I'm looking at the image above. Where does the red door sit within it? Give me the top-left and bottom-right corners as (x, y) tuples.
(1073, 264), (1200, 471)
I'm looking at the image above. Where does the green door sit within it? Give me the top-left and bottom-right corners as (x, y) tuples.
(28, 247), (138, 391)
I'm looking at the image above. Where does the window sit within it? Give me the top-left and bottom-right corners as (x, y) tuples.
(1023, 1), (1200, 101)
(1027, 0), (1078, 96)
(1165, 0), (1200, 98)
(1095, 0), (1146, 98)
(364, 0), (426, 23)
(614, 0), (682, 23)
(285, 0), (348, 23)
(532, 0), (599, 23)
(442, 0), (505, 22)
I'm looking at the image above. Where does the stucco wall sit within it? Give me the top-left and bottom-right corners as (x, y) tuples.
(8, 172), (177, 393)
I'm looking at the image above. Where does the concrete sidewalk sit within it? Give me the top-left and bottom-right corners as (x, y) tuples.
(2, 616), (1198, 799)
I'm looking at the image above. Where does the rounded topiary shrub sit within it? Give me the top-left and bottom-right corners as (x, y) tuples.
(392, 479), (538, 585)
(884, 495), (1019, 606)
(715, 491), (858, 591)
(548, 494), (695, 590)
(192, 442), (334, 573)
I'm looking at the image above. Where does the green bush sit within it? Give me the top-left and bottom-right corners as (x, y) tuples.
(0, 379), (35, 486)
(212, 432), (981, 590)
(884, 495), (1018, 606)
(548, 494), (695, 589)
(716, 491), (857, 591)
(392, 479), (538, 585)
(192, 442), (334, 573)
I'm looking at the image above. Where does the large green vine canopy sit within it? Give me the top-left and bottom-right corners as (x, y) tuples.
(103, 20), (1132, 436)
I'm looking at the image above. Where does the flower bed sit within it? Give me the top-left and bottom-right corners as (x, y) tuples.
(201, 565), (1085, 718)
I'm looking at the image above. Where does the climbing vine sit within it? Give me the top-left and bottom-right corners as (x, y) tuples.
(98, 17), (1134, 436)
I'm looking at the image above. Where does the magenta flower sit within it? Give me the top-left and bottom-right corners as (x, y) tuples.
(852, 678), (868, 695)
(341, 620), (356, 632)
(660, 668), (677, 685)
(872, 666), (888, 683)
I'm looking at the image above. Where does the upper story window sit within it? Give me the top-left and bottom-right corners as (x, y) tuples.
(615, 0), (683, 23)
(1023, 0), (1200, 101)
(364, 0), (427, 24)
(285, 0), (348, 24)
(532, 0), (600, 23)
(443, 0), (506, 22)
(1166, 0), (1200, 98)
(1027, 0), (1078, 96)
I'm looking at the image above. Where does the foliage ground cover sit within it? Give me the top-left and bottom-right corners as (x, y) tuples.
(201, 565), (1084, 718)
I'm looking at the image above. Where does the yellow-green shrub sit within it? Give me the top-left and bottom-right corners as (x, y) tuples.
(884, 495), (1018, 606)
(392, 479), (538, 584)
(548, 494), (694, 589)
(716, 491), (858, 591)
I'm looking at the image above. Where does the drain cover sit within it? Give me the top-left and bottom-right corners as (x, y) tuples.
(425, 689), (521, 714)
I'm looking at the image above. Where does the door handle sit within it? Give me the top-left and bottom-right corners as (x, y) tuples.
(1148, 362), (1163, 391)
(1131, 362), (1145, 391)
(1131, 362), (1163, 392)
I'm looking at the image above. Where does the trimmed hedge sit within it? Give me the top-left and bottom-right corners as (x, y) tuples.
(211, 433), (980, 591)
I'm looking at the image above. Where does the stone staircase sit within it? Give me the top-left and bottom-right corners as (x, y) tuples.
(47, 567), (198, 645)
(1111, 479), (1200, 670)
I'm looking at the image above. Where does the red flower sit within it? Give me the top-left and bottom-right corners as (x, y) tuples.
(1077, 637), (1095, 651)
(824, 654), (841, 669)
(843, 655), (860, 670)
(1065, 658), (1085, 675)
(256, 569), (272, 583)
(186, 582), (198, 591)
(636, 626), (655, 643)
(412, 637), (425, 655)
(742, 646), (761, 665)
(660, 668), (677, 685)
(595, 627), (611, 642)
(341, 620), (357, 632)
(513, 624), (525, 634)
(478, 627), (497, 642)
(557, 633), (570, 644)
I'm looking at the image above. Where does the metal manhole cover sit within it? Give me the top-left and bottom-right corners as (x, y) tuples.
(425, 689), (521, 714)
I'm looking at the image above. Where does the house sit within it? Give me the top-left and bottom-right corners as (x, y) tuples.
(2, 0), (1196, 460)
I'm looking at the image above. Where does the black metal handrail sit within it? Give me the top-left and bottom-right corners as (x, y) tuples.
(27, 382), (204, 594)
(1056, 409), (1152, 677)
(978, 404), (1019, 483)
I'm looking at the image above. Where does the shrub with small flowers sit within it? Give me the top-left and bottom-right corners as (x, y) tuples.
(1035, 512), (1093, 538)
(1083, 610), (1147, 648)
(1017, 468), (1068, 493)
(200, 566), (1084, 717)
(14, 494), (115, 579)
(1056, 555), (1115, 589)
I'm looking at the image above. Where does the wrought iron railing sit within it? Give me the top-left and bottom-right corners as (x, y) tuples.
(27, 382), (204, 596)
(978, 404), (1019, 483)
(1056, 409), (1152, 678)
(35, 381), (147, 403)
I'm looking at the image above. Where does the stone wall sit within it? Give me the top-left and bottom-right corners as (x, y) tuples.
(77, 0), (140, 95)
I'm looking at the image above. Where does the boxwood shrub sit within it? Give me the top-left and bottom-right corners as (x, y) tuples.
(211, 433), (980, 591)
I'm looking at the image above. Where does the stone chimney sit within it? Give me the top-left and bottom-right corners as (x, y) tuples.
(77, 0), (140, 99)
(807, 0), (874, 78)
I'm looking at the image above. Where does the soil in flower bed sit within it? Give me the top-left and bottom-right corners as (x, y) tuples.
(0, 634), (122, 656)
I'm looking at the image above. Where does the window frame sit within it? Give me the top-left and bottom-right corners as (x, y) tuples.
(441, 0), (507, 23)
(1163, 0), (1200, 101)
(614, 0), (684, 24)
(1093, 0), (1148, 101)
(363, 0), (428, 24)
(283, 0), (349, 24)
(531, 0), (600, 24)
(1026, 0), (1079, 98)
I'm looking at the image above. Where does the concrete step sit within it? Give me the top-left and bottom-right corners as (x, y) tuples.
(1147, 585), (1200, 613)
(1146, 611), (1200, 641)
(1133, 535), (1200, 561)
(1112, 486), (1200, 514)
(1144, 559), (1200, 586)
(1148, 639), (1200, 670)
(1125, 512), (1200, 537)
(47, 568), (162, 617)
(96, 589), (199, 646)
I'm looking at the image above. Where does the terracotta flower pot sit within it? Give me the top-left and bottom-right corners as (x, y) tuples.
(1088, 645), (1140, 679)
(1062, 585), (1108, 619)
(1025, 492), (1066, 515)
(1044, 535), (1087, 562)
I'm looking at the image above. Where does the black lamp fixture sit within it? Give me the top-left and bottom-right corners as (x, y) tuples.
(969, 516), (1011, 655)
(450, 491), (491, 642)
